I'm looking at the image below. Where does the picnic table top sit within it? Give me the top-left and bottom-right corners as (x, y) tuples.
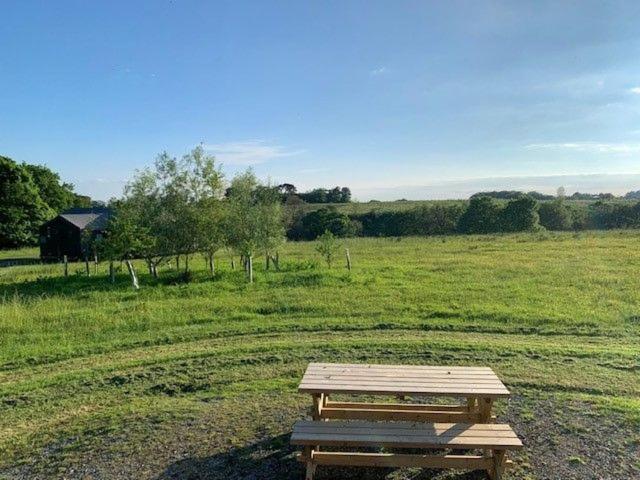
(298, 362), (511, 398)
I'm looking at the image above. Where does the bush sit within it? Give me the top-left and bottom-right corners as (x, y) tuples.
(457, 196), (502, 234)
(539, 201), (572, 230)
(356, 204), (464, 237)
(499, 196), (540, 232)
(291, 207), (358, 240)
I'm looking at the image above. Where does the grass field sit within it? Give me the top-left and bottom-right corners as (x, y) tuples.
(1, 232), (639, 479)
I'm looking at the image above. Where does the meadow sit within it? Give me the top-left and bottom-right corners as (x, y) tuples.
(0, 232), (639, 479)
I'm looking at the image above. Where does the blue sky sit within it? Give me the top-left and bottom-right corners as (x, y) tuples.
(2, 1), (640, 200)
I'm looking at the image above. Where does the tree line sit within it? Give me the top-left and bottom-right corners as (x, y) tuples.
(290, 195), (640, 239)
(0, 155), (91, 248)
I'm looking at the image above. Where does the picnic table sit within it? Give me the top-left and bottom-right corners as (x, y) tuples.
(298, 362), (511, 424)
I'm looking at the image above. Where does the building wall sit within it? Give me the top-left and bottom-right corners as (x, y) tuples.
(39, 217), (83, 260)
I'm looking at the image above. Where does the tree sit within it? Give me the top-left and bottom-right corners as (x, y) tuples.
(315, 230), (341, 267)
(556, 186), (566, 199)
(457, 196), (502, 234)
(255, 184), (285, 269)
(297, 207), (358, 240)
(499, 196), (540, 232)
(0, 156), (53, 248)
(538, 200), (572, 230)
(121, 146), (224, 276)
(23, 163), (76, 213)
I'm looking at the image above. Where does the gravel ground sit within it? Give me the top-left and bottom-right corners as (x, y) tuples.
(1, 394), (638, 480)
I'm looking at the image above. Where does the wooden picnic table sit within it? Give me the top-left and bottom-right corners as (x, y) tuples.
(298, 362), (510, 423)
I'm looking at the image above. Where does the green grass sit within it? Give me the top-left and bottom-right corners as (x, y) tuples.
(1, 232), (639, 478)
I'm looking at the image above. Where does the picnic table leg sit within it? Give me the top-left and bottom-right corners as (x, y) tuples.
(487, 449), (506, 480)
(303, 446), (316, 480)
(479, 397), (494, 423)
(466, 396), (477, 412)
(311, 394), (324, 420)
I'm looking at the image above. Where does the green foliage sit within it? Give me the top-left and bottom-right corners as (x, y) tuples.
(293, 207), (358, 240)
(499, 196), (540, 232)
(457, 196), (502, 233)
(23, 163), (76, 213)
(298, 186), (351, 203)
(314, 230), (341, 267)
(539, 200), (573, 230)
(356, 203), (464, 236)
(0, 156), (53, 248)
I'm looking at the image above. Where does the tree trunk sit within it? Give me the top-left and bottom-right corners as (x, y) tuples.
(231, 258), (235, 270)
(184, 254), (189, 273)
(266, 254), (270, 270)
(247, 255), (253, 283)
(208, 255), (215, 275)
(85, 257), (90, 276)
(176, 255), (180, 270)
(109, 261), (115, 283)
(125, 260), (139, 290)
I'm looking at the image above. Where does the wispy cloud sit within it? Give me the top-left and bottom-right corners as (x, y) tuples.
(629, 87), (640, 94)
(370, 66), (387, 76)
(203, 141), (304, 165)
(525, 142), (640, 154)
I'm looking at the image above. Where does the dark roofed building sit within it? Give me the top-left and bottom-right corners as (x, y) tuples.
(39, 208), (112, 261)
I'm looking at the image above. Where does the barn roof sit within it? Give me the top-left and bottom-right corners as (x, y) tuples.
(54, 208), (112, 231)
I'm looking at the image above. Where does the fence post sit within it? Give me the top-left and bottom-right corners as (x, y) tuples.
(248, 255), (253, 283)
(85, 257), (90, 276)
(63, 255), (68, 277)
(94, 253), (98, 274)
(346, 248), (352, 271)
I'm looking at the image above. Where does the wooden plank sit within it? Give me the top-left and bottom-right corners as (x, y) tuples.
(304, 372), (501, 381)
(298, 384), (510, 397)
(296, 424), (517, 438)
(311, 452), (493, 469)
(309, 362), (495, 372)
(291, 433), (523, 449)
(300, 379), (506, 388)
(291, 421), (523, 450)
(306, 365), (498, 374)
(295, 421), (515, 431)
(325, 401), (469, 412)
(320, 407), (482, 423)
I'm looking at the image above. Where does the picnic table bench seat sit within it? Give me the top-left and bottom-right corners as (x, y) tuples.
(292, 420), (522, 480)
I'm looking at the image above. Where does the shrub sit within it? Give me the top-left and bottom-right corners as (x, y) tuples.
(538, 200), (573, 230)
(498, 196), (540, 232)
(292, 207), (358, 240)
(457, 196), (502, 234)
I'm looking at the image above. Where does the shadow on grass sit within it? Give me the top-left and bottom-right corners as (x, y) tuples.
(155, 433), (487, 480)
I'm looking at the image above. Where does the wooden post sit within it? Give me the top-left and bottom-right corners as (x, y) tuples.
(467, 397), (477, 412)
(63, 255), (68, 277)
(125, 260), (139, 290)
(479, 397), (494, 423)
(85, 257), (90, 276)
(265, 254), (270, 270)
(303, 446), (316, 480)
(231, 258), (235, 270)
(488, 450), (506, 480)
(94, 253), (98, 274)
(109, 261), (115, 283)
(345, 248), (351, 271)
(208, 255), (215, 275)
(248, 255), (253, 283)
